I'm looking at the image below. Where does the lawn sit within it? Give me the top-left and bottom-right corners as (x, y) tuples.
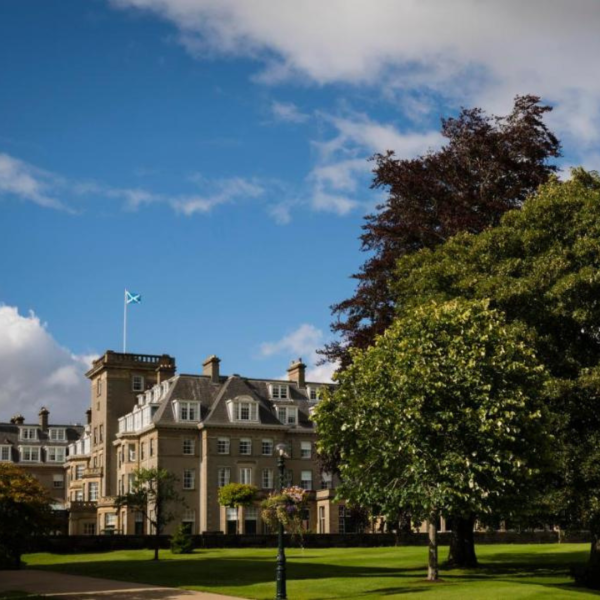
(24, 544), (599, 599)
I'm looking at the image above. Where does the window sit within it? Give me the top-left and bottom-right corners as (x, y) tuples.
(270, 384), (289, 400)
(76, 465), (84, 480)
(140, 442), (145, 460)
(49, 428), (66, 441)
(20, 446), (40, 462)
(53, 474), (64, 489)
(46, 446), (66, 463)
(88, 482), (98, 501)
(261, 468), (273, 489)
(261, 439), (273, 456)
(218, 467), (231, 488)
(321, 471), (333, 490)
(99, 425), (104, 443)
(83, 523), (96, 535)
(182, 439), (194, 455)
(132, 375), (144, 392)
(183, 469), (195, 490)
(176, 400), (200, 422)
(284, 469), (293, 487)
(239, 438), (252, 456)
(20, 427), (37, 441)
(318, 506), (326, 533)
(276, 406), (298, 426)
(150, 439), (155, 457)
(301, 441), (312, 459)
(300, 470), (313, 490)
(96, 378), (102, 397)
(75, 490), (84, 501)
(0, 446), (11, 462)
(308, 386), (322, 402)
(182, 509), (195, 533)
(227, 399), (259, 422)
(93, 428), (98, 445)
(217, 437), (230, 455)
(244, 506), (258, 534)
(105, 513), (116, 528)
(128, 473), (135, 492)
(239, 468), (252, 485)
(128, 444), (136, 462)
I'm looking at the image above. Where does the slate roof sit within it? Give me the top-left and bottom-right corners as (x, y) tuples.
(144, 373), (330, 431)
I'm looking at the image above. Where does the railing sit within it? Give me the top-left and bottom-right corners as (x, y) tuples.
(83, 468), (103, 478)
(103, 352), (174, 365)
(68, 500), (97, 511)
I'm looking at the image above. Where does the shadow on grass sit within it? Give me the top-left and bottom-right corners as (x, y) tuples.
(26, 548), (599, 598)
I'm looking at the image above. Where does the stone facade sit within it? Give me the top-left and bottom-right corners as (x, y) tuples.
(65, 351), (344, 536)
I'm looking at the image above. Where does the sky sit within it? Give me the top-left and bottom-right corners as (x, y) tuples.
(1, 0), (600, 423)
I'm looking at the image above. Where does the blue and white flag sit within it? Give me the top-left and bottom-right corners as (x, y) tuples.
(125, 290), (142, 305)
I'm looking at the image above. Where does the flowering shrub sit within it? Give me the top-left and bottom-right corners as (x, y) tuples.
(261, 486), (308, 535)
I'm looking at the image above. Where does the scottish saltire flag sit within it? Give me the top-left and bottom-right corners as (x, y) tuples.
(125, 290), (142, 305)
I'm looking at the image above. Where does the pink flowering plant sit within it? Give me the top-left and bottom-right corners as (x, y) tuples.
(261, 486), (308, 535)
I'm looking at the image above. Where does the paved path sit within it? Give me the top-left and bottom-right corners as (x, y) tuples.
(0, 570), (248, 600)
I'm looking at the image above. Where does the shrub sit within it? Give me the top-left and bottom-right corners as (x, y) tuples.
(170, 525), (194, 554)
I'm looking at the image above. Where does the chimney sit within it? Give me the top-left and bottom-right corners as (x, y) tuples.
(287, 358), (306, 388)
(156, 355), (176, 384)
(203, 355), (221, 384)
(85, 408), (92, 425)
(11, 414), (25, 425)
(39, 407), (49, 431)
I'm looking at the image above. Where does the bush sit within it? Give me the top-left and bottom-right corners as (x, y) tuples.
(170, 525), (194, 554)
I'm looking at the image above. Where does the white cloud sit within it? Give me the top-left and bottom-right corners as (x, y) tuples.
(0, 306), (95, 424)
(260, 323), (337, 383)
(110, 0), (600, 147)
(0, 153), (70, 211)
(271, 100), (309, 124)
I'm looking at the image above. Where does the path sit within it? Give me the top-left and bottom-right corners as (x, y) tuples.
(0, 570), (248, 600)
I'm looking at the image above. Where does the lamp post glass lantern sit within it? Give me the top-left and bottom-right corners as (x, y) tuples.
(275, 442), (288, 600)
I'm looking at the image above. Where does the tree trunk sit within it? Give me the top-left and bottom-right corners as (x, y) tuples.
(447, 514), (478, 568)
(589, 533), (600, 571)
(154, 527), (160, 561)
(427, 515), (439, 582)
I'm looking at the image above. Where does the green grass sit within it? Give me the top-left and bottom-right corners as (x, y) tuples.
(24, 544), (599, 599)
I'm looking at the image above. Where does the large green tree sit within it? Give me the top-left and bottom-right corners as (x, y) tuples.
(0, 464), (54, 569)
(392, 169), (600, 581)
(315, 299), (550, 581)
(115, 467), (183, 561)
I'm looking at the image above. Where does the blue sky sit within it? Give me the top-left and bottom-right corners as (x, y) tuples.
(1, 0), (600, 421)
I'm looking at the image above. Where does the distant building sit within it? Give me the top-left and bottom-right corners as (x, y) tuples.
(0, 408), (83, 516)
(65, 351), (350, 536)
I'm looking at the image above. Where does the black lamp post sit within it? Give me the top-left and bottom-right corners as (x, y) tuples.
(275, 442), (288, 600)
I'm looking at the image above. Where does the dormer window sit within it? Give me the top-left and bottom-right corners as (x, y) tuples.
(19, 427), (38, 441)
(308, 386), (322, 402)
(46, 446), (66, 463)
(49, 428), (66, 442)
(276, 406), (298, 426)
(227, 397), (259, 423)
(0, 446), (11, 462)
(270, 384), (289, 400)
(174, 400), (200, 422)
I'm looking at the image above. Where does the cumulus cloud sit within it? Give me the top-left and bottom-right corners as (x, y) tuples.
(0, 306), (95, 424)
(110, 0), (600, 147)
(260, 323), (337, 383)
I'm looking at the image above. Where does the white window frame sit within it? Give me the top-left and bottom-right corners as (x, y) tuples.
(261, 439), (273, 456)
(300, 470), (313, 490)
(227, 398), (259, 423)
(239, 467), (252, 485)
(321, 471), (333, 489)
(217, 437), (230, 455)
(88, 482), (99, 501)
(20, 446), (40, 462)
(270, 384), (289, 400)
(175, 400), (201, 422)
(276, 406), (298, 426)
(49, 428), (66, 442)
(239, 438), (252, 456)
(308, 386), (322, 402)
(75, 464), (84, 479)
(19, 427), (38, 441)
(0, 445), (11, 462)
(261, 468), (273, 489)
(132, 375), (145, 392)
(218, 467), (231, 488)
(46, 446), (66, 463)
(300, 441), (312, 459)
(53, 474), (64, 489)
(183, 469), (195, 490)
(182, 439), (195, 455)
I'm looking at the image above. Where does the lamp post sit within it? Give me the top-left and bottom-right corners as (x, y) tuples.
(275, 442), (288, 600)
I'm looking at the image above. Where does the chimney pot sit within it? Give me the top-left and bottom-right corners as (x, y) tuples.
(11, 414), (25, 426)
(39, 407), (49, 431)
(287, 358), (306, 388)
(85, 408), (92, 425)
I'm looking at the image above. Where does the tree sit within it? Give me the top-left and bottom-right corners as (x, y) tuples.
(391, 170), (600, 581)
(321, 95), (560, 369)
(314, 299), (550, 582)
(114, 467), (182, 561)
(217, 483), (258, 534)
(0, 464), (54, 569)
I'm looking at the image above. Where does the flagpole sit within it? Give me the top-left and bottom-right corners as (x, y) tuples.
(123, 289), (127, 353)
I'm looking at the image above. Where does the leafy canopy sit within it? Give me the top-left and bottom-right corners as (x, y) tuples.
(217, 483), (258, 508)
(315, 299), (550, 522)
